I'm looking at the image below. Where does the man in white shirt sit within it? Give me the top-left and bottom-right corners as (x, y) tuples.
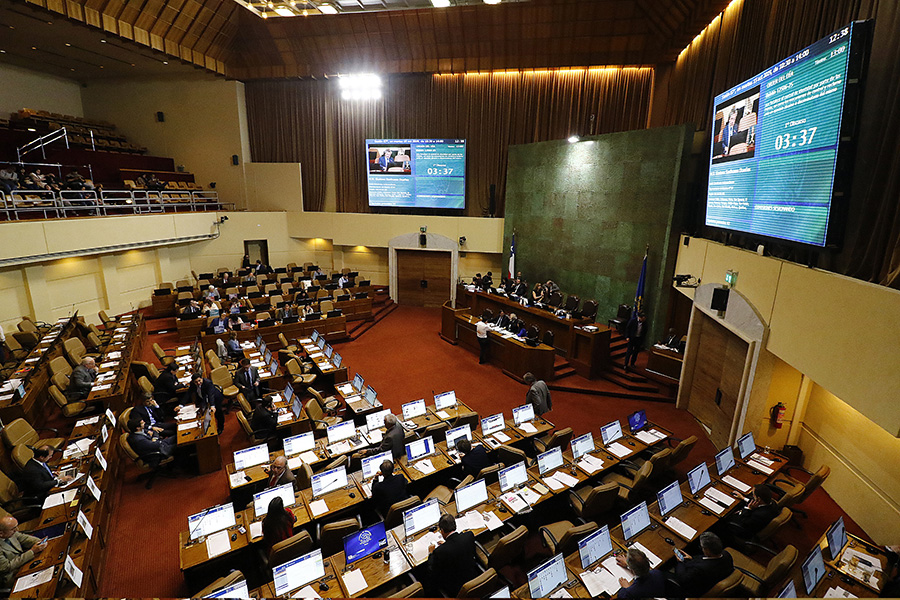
(476, 310), (491, 364)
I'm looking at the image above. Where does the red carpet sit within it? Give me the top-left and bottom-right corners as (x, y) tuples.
(97, 305), (870, 596)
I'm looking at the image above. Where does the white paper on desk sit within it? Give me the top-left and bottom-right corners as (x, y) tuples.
(842, 548), (882, 573)
(410, 531), (443, 563)
(459, 511), (486, 532)
(328, 441), (350, 455)
(106, 408), (116, 425)
(287, 456), (303, 471)
(177, 345), (191, 350)
(648, 428), (667, 440)
(519, 422), (538, 434)
(299, 451), (319, 464)
(229, 471), (247, 488)
(366, 429), (383, 444)
(746, 459), (774, 475)
(277, 412), (292, 423)
(484, 511), (504, 531)
(630, 541), (661, 568)
(107, 351), (122, 359)
(824, 586), (857, 598)
(299, 338), (313, 344)
(607, 442), (631, 457)
(580, 567), (620, 597)
(92, 383), (113, 391)
(697, 496), (726, 515)
(520, 487), (542, 505)
(414, 458), (436, 475)
(250, 361), (265, 368)
(721, 475), (752, 493)
(43, 488), (77, 509)
(635, 430), (660, 445)
(206, 530), (231, 558)
(75, 415), (101, 427)
(579, 454), (604, 473)
(343, 568), (368, 596)
(549, 587), (572, 598)
(178, 420), (199, 432)
(294, 584), (321, 598)
(542, 474), (565, 491)
(25, 357), (40, 364)
(64, 554), (83, 588)
(705, 487), (737, 506)
(308, 352), (324, 359)
(178, 406), (198, 420)
(249, 352), (261, 357)
(12, 565), (54, 593)
(554, 471), (579, 488)
(77, 509), (93, 539)
(309, 499), (328, 517)
(361, 481), (373, 498)
(250, 521), (263, 540)
(178, 375), (193, 384)
(59, 472), (85, 489)
(435, 410), (451, 420)
(665, 516), (696, 540)
(750, 453), (775, 466)
(319, 361), (334, 370)
(494, 431), (511, 443)
(502, 493), (528, 513)
(602, 555), (633, 582)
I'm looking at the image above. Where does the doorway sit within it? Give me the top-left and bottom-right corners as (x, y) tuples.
(244, 240), (269, 267)
(396, 249), (451, 307)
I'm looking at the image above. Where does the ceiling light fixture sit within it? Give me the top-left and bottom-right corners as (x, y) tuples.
(318, 3), (337, 13)
(567, 135), (580, 143)
(431, 0), (450, 6)
(483, 0), (500, 4)
(339, 73), (382, 100)
(274, 7), (293, 15)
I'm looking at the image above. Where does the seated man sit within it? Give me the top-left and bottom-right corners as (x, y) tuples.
(127, 418), (175, 465)
(154, 363), (188, 410)
(722, 484), (780, 543)
(132, 391), (177, 437)
(264, 456), (296, 491)
(615, 547), (668, 598)
(358, 414), (404, 460)
(66, 357), (97, 401)
(671, 531), (734, 596)
(456, 438), (491, 478)
(0, 516), (47, 588)
(371, 460), (407, 515)
(425, 514), (479, 597)
(19, 446), (74, 501)
(225, 332), (243, 360)
(251, 396), (279, 441)
(234, 358), (262, 402)
(181, 300), (202, 317)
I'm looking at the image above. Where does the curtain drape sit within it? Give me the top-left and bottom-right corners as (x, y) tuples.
(657, 0), (900, 288)
(245, 68), (653, 216)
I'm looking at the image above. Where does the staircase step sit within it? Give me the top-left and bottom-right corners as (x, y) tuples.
(599, 370), (660, 393)
(553, 366), (577, 381)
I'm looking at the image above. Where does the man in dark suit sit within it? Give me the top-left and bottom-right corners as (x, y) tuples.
(189, 374), (225, 434)
(511, 277), (528, 297)
(615, 547), (668, 598)
(66, 357), (97, 401)
(19, 446), (73, 501)
(494, 310), (510, 329)
(426, 514), (479, 596)
(359, 414), (405, 460)
(234, 358), (262, 402)
(623, 312), (647, 372)
(127, 418), (175, 465)
(132, 392), (177, 436)
(723, 484), (780, 542)
(524, 372), (552, 416)
(251, 395), (279, 441)
(155, 363), (187, 409)
(671, 532), (734, 596)
(264, 456), (296, 491)
(371, 460), (407, 515)
(456, 438), (491, 478)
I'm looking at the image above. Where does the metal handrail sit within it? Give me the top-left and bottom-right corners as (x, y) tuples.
(17, 128), (70, 162)
(0, 189), (233, 221)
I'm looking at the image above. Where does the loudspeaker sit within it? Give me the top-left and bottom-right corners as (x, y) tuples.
(711, 287), (730, 311)
(419, 233), (427, 246)
(156, 111), (165, 122)
(231, 154), (239, 166)
(489, 184), (496, 216)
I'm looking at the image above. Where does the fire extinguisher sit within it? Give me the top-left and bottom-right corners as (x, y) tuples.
(770, 402), (786, 429)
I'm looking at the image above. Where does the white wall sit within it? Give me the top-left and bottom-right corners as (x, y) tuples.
(0, 63), (84, 118)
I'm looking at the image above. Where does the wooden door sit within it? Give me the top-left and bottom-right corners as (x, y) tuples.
(396, 250), (451, 307)
(685, 312), (748, 448)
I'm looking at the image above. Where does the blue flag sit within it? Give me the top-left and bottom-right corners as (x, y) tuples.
(633, 248), (648, 316)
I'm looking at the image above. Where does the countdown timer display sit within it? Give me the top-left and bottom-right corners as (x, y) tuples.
(366, 139), (466, 210)
(706, 23), (861, 247)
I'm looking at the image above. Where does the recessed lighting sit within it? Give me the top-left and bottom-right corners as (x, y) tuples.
(70, 68), (75, 71)
(483, 0), (500, 4)
(274, 7), (293, 16)
(302, 9), (308, 15)
(65, 43), (71, 47)
(31, 46), (37, 50)
(261, 11), (268, 17)
(0, 50), (5, 54)
(100, 39), (106, 43)
(99, 65), (104, 69)
(162, 61), (168, 65)
(27, 128), (36, 132)
(431, 0), (450, 6)
(130, 63), (135, 66)
(318, 3), (337, 13)
(567, 135), (580, 143)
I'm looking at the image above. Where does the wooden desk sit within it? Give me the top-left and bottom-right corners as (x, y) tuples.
(330, 537), (412, 597)
(300, 482), (364, 522)
(648, 499), (719, 543)
(563, 545), (622, 598)
(429, 400), (475, 423)
(152, 291), (177, 317)
(610, 521), (685, 566)
(527, 463), (590, 495)
(254, 564), (344, 598)
(399, 448), (455, 483)
(452, 311), (556, 382)
(241, 495), (312, 542)
(192, 314), (349, 347)
(488, 476), (555, 514)
(778, 534), (884, 598)
(506, 416), (554, 441)
(646, 346), (684, 380)
(512, 562), (591, 599)
(568, 325), (611, 380)
(177, 419), (221, 475)
(179, 514), (250, 593)
(679, 479), (742, 518)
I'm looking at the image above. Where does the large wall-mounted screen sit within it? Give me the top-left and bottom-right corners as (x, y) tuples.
(366, 139), (465, 211)
(705, 22), (869, 247)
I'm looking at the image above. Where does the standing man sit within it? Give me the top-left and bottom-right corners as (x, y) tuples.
(66, 357), (97, 401)
(0, 516), (47, 587)
(476, 310), (490, 364)
(235, 358), (262, 402)
(623, 312), (647, 372)
(524, 372), (551, 416)
(189, 374), (225, 434)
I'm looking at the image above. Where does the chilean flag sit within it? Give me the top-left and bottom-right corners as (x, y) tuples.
(508, 233), (516, 280)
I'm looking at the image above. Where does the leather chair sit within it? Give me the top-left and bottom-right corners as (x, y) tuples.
(118, 407), (133, 430)
(309, 387), (340, 414)
(701, 569), (742, 597)
(295, 463), (313, 490)
(50, 384), (88, 418)
(49, 356), (73, 378)
(11, 445), (33, 471)
(269, 530), (313, 567)
(632, 447), (673, 478)
(85, 331), (104, 352)
(237, 411), (272, 445)
(194, 570), (245, 597)
(1, 418), (64, 451)
(305, 399), (340, 433)
(321, 455), (348, 471)
(608, 303), (632, 332)
(12, 332), (38, 351)
(237, 393), (253, 415)
(387, 581), (423, 598)
(567, 483), (618, 523)
(452, 411), (479, 431)
(421, 422), (448, 440)
(496, 444), (529, 468)
(425, 475), (473, 506)
(772, 465), (830, 519)
(548, 291), (563, 307)
(98, 310), (116, 328)
(19, 316), (51, 334)
(16, 320), (38, 335)
(457, 568), (500, 598)
(601, 461), (654, 504)
(317, 517), (362, 557)
(50, 373), (69, 392)
(119, 432), (175, 489)
(775, 484), (804, 510)
(542, 329), (555, 348)
(668, 435), (697, 470)
(540, 520), (598, 555)
(0, 469), (42, 521)
(2, 336), (28, 361)
(152, 343), (175, 367)
(729, 544), (798, 596)
(65, 337), (101, 367)
(383, 496), (420, 529)
(286, 359), (317, 390)
(475, 525), (528, 573)
(534, 427), (573, 454)
(256, 312), (271, 321)
(210, 366), (240, 400)
(579, 300), (599, 320)
(138, 376), (155, 396)
(564, 294), (579, 313)
(475, 463), (500, 485)
(319, 300), (335, 314)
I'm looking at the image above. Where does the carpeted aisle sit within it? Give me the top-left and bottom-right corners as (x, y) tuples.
(97, 305), (871, 596)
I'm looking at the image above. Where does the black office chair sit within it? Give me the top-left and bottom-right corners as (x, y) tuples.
(608, 304), (632, 332)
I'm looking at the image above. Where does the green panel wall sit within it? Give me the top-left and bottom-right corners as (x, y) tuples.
(503, 124), (693, 346)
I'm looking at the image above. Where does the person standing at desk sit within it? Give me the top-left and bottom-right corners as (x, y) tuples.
(523, 372), (551, 416)
(235, 358), (262, 402)
(0, 516), (47, 588)
(623, 312), (647, 372)
(476, 310), (491, 364)
(425, 514), (479, 597)
(189, 374), (225, 434)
